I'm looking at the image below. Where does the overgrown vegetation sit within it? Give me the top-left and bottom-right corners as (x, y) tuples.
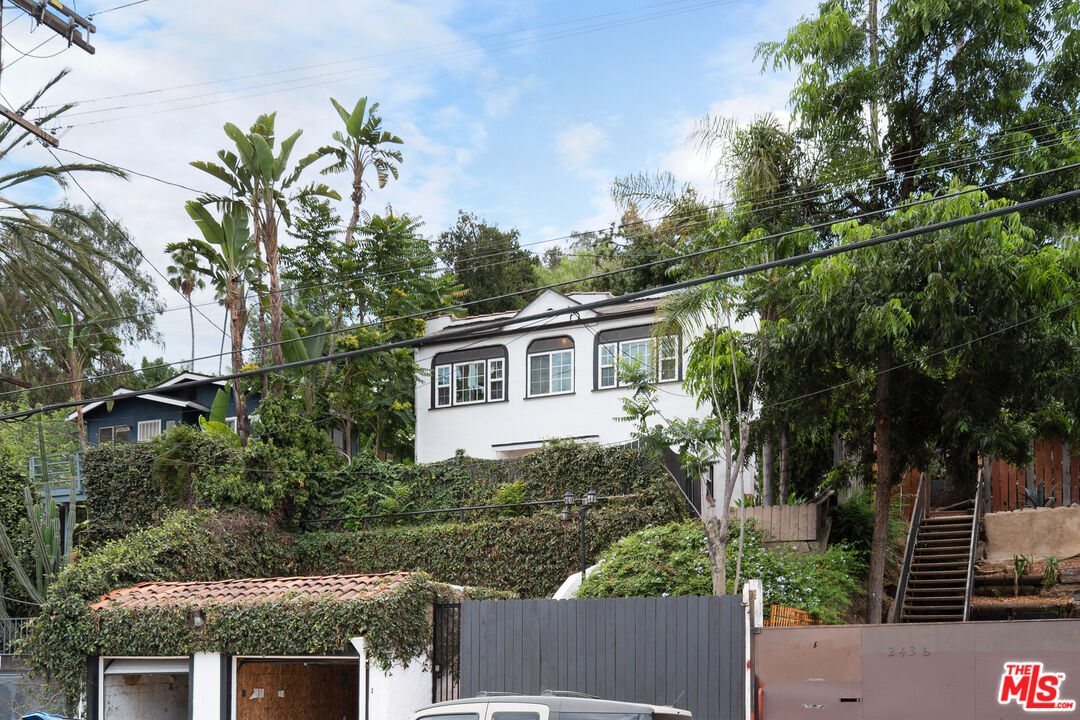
(83, 432), (680, 542)
(577, 520), (864, 624)
(25, 503), (658, 707)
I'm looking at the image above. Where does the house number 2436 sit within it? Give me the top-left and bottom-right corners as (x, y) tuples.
(888, 646), (931, 657)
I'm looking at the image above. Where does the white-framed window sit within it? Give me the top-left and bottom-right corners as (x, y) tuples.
(620, 338), (651, 374)
(488, 358), (505, 401)
(528, 349), (574, 397)
(431, 347), (507, 409)
(599, 343), (617, 389)
(658, 334), (679, 381)
(137, 419), (162, 442)
(596, 329), (681, 388)
(435, 365), (452, 408)
(225, 417), (237, 432)
(97, 425), (130, 444)
(454, 361), (486, 405)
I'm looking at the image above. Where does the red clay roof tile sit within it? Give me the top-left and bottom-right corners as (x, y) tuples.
(90, 571), (413, 610)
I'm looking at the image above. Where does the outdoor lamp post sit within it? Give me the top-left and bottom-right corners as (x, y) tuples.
(559, 489), (598, 578)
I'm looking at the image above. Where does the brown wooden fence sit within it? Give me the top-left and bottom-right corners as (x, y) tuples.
(897, 437), (1076, 518)
(984, 436), (1077, 512)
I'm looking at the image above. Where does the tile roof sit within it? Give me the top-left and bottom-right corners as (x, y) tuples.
(90, 571), (414, 610)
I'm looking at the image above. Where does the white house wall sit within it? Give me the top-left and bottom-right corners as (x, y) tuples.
(414, 317), (702, 463)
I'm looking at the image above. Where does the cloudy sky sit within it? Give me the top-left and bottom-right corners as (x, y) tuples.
(1, 0), (806, 374)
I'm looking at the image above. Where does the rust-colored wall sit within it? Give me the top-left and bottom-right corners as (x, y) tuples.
(236, 661), (357, 720)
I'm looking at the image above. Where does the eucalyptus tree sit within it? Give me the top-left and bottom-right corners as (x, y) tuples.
(167, 204), (261, 442)
(167, 245), (206, 370)
(192, 113), (339, 371)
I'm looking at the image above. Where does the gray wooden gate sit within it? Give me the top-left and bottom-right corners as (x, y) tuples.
(459, 596), (744, 720)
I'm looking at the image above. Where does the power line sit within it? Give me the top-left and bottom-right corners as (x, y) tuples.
(47, 0), (737, 123)
(42, 146), (226, 339)
(2, 183), (1076, 421)
(9, 136), (1075, 351)
(3, 162), (1076, 392)
(87, 0), (148, 17)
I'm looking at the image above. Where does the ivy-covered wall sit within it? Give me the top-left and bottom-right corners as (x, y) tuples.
(26, 492), (682, 708)
(84, 432), (679, 542)
(297, 504), (681, 598)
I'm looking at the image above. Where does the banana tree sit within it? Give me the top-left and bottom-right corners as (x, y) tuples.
(280, 316), (330, 412)
(167, 203), (260, 443)
(191, 114), (339, 374)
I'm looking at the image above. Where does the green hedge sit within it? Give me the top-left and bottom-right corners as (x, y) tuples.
(83, 430), (678, 541)
(296, 504), (682, 598)
(332, 440), (674, 521)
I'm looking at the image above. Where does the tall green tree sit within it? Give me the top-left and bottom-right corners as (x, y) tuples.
(192, 113), (339, 372)
(437, 211), (539, 315)
(316, 97), (403, 359)
(753, 0), (1080, 624)
(285, 210), (454, 458)
(167, 204), (261, 443)
(20, 307), (123, 450)
(777, 189), (1080, 622)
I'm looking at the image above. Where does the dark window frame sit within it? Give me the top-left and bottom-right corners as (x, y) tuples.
(430, 345), (509, 409)
(593, 324), (682, 390)
(525, 335), (575, 399)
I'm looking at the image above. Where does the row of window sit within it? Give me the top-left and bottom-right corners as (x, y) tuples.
(430, 326), (680, 409)
(98, 417), (238, 444)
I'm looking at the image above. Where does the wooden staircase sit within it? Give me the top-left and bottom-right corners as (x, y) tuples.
(900, 506), (976, 622)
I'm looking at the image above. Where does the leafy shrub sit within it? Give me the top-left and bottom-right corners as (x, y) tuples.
(577, 520), (864, 623)
(830, 490), (876, 562)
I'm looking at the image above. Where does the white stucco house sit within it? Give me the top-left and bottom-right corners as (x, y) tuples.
(414, 289), (726, 467)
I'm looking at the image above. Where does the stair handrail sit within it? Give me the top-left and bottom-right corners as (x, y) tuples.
(962, 471), (984, 621)
(890, 472), (927, 623)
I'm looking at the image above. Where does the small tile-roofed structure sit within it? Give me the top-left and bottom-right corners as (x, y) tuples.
(90, 571), (412, 610)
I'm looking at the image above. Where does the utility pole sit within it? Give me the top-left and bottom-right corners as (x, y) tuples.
(0, 0), (97, 147)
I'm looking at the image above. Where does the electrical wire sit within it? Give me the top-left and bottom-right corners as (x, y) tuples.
(10, 137), (1079, 353)
(87, 0), (149, 17)
(3, 161), (1077, 394)
(52, 1), (739, 126)
(2, 182), (1076, 421)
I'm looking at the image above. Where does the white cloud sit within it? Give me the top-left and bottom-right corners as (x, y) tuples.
(555, 122), (611, 171)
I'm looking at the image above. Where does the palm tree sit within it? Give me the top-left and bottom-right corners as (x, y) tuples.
(167, 246), (206, 370)
(320, 97), (403, 247)
(0, 71), (133, 332)
(191, 114), (338, 373)
(317, 97), (403, 362)
(167, 203), (260, 442)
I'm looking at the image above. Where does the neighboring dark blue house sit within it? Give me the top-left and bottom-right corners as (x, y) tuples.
(69, 372), (260, 446)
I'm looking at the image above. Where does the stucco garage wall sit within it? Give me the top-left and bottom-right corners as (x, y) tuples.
(983, 506), (1080, 563)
